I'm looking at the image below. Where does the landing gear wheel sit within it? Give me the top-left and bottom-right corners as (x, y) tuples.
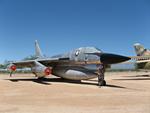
(98, 80), (106, 86)
(97, 64), (106, 87)
(102, 80), (106, 86)
(37, 77), (45, 80)
(60, 77), (65, 80)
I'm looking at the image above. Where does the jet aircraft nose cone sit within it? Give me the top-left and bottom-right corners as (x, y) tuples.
(100, 53), (131, 64)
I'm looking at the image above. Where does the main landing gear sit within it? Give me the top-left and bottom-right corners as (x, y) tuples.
(97, 64), (106, 87)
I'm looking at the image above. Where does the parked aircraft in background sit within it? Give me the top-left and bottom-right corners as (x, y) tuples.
(133, 43), (150, 69)
(7, 40), (130, 86)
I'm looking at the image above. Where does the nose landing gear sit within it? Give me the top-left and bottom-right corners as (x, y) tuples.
(97, 64), (106, 87)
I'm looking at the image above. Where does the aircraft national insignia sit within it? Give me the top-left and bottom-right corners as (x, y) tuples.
(75, 50), (80, 56)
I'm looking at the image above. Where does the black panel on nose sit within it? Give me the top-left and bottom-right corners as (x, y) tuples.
(100, 53), (131, 64)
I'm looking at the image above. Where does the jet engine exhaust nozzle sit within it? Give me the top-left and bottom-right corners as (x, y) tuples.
(44, 67), (52, 76)
(7, 64), (17, 72)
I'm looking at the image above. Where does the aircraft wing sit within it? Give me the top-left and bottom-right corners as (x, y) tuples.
(129, 56), (150, 63)
(130, 56), (150, 60)
(134, 59), (150, 63)
(119, 56), (150, 64)
(12, 57), (70, 68)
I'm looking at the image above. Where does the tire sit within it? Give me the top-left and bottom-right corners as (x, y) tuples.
(98, 80), (106, 86)
(37, 77), (45, 80)
(102, 80), (106, 86)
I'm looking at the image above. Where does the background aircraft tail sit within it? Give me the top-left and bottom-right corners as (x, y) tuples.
(35, 40), (44, 58)
(134, 43), (150, 56)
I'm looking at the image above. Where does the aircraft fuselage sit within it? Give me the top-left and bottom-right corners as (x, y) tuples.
(50, 47), (101, 80)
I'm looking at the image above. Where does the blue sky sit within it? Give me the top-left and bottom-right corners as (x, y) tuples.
(0, 0), (150, 63)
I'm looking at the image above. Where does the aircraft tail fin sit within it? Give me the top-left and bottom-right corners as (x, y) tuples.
(134, 43), (150, 56)
(35, 40), (44, 58)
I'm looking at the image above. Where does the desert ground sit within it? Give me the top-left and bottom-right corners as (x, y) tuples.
(0, 71), (150, 113)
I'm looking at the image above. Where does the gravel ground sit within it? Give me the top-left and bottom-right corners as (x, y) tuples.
(0, 72), (150, 113)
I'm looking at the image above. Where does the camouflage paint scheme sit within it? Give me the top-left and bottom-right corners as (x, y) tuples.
(134, 43), (150, 69)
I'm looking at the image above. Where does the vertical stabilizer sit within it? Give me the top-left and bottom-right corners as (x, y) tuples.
(35, 40), (43, 58)
(134, 43), (150, 56)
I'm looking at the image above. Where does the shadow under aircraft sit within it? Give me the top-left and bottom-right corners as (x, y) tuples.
(5, 77), (127, 89)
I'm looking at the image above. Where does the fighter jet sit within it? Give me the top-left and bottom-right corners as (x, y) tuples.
(132, 43), (150, 69)
(7, 40), (130, 86)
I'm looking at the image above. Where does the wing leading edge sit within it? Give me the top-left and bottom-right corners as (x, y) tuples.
(12, 57), (70, 68)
